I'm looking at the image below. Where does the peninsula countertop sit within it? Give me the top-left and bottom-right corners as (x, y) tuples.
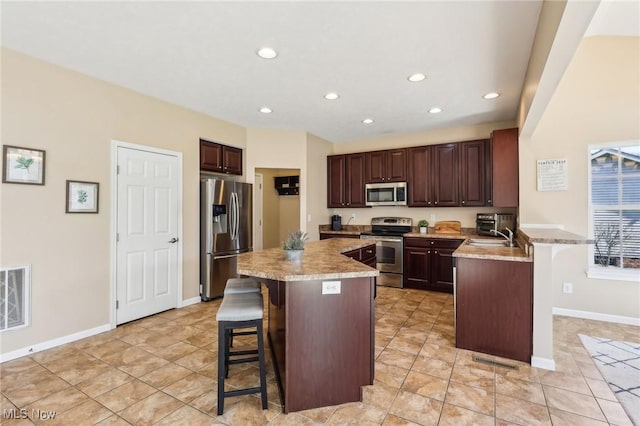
(237, 238), (379, 281)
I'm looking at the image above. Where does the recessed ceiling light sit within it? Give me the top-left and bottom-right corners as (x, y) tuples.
(257, 47), (277, 59)
(324, 92), (339, 100)
(408, 73), (426, 82)
(259, 107), (272, 114)
(483, 92), (500, 99)
(362, 118), (374, 124)
(428, 107), (443, 114)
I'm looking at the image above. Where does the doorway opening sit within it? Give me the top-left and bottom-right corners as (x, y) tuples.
(255, 168), (300, 249)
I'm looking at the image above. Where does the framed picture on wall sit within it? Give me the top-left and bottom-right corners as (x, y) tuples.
(66, 180), (99, 213)
(2, 145), (46, 185)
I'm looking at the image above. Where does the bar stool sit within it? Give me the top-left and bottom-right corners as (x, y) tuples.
(216, 292), (268, 415)
(224, 278), (261, 347)
(224, 277), (261, 295)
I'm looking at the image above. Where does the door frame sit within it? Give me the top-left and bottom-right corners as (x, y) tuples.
(110, 139), (183, 329)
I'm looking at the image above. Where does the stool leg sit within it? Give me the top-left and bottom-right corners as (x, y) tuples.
(256, 320), (268, 410)
(224, 329), (231, 378)
(217, 321), (226, 416)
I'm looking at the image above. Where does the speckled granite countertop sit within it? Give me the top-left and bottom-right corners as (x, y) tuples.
(237, 238), (379, 281)
(519, 227), (594, 245)
(453, 241), (532, 262)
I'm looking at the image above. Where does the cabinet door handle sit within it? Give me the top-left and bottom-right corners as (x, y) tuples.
(434, 250), (438, 254)
(435, 201), (438, 205)
(462, 200), (466, 204)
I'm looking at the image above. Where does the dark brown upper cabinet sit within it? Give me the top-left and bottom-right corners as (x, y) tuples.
(200, 139), (243, 175)
(487, 128), (519, 207)
(459, 140), (487, 207)
(365, 149), (407, 183)
(327, 153), (366, 208)
(407, 143), (458, 207)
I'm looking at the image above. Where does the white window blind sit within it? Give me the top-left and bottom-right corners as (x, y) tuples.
(590, 144), (640, 271)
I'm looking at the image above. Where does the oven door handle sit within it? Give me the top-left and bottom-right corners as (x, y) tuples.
(365, 237), (403, 243)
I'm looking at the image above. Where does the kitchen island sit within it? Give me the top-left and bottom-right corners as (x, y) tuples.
(237, 239), (378, 413)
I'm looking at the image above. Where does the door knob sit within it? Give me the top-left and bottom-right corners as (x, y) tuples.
(169, 238), (179, 243)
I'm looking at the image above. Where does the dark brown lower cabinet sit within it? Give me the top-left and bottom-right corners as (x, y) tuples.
(455, 257), (533, 363)
(403, 238), (463, 293)
(319, 233), (360, 240)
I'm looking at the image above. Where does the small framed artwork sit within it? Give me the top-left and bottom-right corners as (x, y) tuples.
(66, 180), (99, 213)
(2, 145), (46, 185)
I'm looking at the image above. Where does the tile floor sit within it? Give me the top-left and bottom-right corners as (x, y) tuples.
(1, 286), (638, 425)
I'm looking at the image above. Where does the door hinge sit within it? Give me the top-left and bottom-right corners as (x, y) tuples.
(116, 300), (119, 309)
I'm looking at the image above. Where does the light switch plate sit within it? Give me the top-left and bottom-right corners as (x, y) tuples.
(322, 281), (341, 295)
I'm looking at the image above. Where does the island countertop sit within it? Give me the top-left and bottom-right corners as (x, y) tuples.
(237, 238), (379, 281)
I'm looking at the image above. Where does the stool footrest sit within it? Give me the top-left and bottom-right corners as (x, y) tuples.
(231, 330), (257, 337)
(224, 387), (262, 398)
(229, 349), (258, 356)
(229, 356), (259, 365)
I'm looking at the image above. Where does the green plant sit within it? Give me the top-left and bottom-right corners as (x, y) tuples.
(15, 156), (34, 172)
(418, 220), (429, 228)
(283, 230), (308, 250)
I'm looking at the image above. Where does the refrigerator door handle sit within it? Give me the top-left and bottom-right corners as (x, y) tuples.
(213, 253), (239, 260)
(231, 192), (239, 241)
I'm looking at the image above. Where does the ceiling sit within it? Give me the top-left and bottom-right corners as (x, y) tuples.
(0, 1), (628, 143)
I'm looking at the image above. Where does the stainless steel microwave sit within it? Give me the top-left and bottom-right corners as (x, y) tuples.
(365, 182), (407, 206)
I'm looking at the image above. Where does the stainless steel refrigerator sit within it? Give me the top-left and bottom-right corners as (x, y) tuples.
(200, 178), (253, 300)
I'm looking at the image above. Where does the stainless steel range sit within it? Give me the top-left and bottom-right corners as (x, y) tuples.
(360, 217), (412, 288)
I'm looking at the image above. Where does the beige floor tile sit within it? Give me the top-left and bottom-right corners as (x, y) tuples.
(264, 411), (323, 425)
(400, 371), (448, 401)
(82, 339), (132, 360)
(374, 362), (410, 389)
(214, 394), (280, 425)
(411, 355), (453, 380)
(118, 391), (184, 425)
(327, 402), (387, 425)
(585, 377), (617, 401)
(75, 368), (134, 398)
(381, 413), (421, 425)
(153, 404), (217, 425)
(377, 348), (417, 370)
(139, 362), (193, 389)
(418, 342), (457, 363)
(2, 368), (71, 407)
(163, 372), (216, 404)
(24, 387), (88, 418)
(39, 400), (112, 426)
(95, 379), (156, 412)
(151, 341), (200, 362)
(596, 398), (634, 426)
(188, 389), (219, 417)
(539, 369), (592, 395)
(175, 349), (217, 371)
(95, 414), (133, 425)
(449, 364), (495, 391)
(438, 403), (494, 426)
(495, 393), (551, 426)
(388, 390), (442, 426)
(548, 407), (609, 426)
(444, 381), (494, 416)
(543, 385), (606, 422)
(362, 382), (400, 411)
(496, 375), (546, 405)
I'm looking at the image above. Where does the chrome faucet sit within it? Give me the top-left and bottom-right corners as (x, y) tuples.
(490, 228), (515, 247)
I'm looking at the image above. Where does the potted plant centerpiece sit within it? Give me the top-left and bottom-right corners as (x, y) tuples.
(283, 230), (308, 261)
(418, 220), (429, 234)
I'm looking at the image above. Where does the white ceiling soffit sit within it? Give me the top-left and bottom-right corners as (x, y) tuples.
(585, 0), (640, 37)
(1, 1), (543, 143)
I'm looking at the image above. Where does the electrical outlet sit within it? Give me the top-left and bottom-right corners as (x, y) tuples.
(322, 281), (341, 295)
(429, 214), (436, 221)
(350, 213), (356, 220)
(563, 282), (573, 294)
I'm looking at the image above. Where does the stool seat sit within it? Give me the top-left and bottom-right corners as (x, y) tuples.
(224, 277), (261, 295)
(216, 292), (263, 322)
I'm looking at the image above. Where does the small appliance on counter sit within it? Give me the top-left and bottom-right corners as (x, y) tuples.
(331, 214), (342, 231)
(476, 213), (515, 236)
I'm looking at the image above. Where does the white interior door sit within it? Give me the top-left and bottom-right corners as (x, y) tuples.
(254, 173), (264, 250)
(116, 146), (179, 324)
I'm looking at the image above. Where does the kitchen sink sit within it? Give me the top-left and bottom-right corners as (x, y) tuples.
(467, 238), (508, 247)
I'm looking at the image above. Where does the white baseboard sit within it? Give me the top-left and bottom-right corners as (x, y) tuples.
(181, 296), (201, 307)
(531, 356), (556, 371)
(0, 323), (111, 363)
(553, 307), (640, 326)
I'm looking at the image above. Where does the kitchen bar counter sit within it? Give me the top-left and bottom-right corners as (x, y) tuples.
(519, 227), (595, 244)
(237, 238), (379, 281)
(453, 242), (532, 262)
(237, 239), (377, 413)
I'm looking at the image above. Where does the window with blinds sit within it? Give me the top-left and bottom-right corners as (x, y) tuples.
(0, 266), (30, 332)
(590, 144), (640, 270)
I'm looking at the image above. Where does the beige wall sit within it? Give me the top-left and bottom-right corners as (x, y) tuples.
(0, 48), (246, 354)
(306, 133), (333, 241)
(521, 36), (640, 318)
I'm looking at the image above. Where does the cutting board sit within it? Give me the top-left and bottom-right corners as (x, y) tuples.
(434, 220), (461, 235)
